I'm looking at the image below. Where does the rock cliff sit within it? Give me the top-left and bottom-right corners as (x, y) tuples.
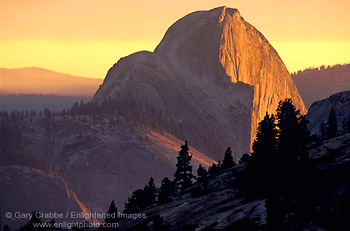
(93, 6), (306, 158)
(307, 91), (350, 136)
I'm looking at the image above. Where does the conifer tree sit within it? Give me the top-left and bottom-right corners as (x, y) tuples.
(265, 99), (313, 229)
(239, 153), (251, 164)
(105, 200), (118, 225)
(208, 163), (219, 175)
(124, 189), (145, 213)
(240, 113), (278, 197)
(158, 177), (175, 204)
(222, 147), (236, 169)
(124, 177), (157, 213)
(196, 165), (208, 181)
(19, 211), (42, 231)
(174, 141), (193, 191)
(276, 99), (311, 196)
(253, 113), (278, 157)
(326, 108), (338, 139)
(276, 99), (310, 162)
(143, 177), (157, 206)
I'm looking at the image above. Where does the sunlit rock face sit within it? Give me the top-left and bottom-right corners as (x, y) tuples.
(217, 7), (306, 144)
(93, 6), (306, 160)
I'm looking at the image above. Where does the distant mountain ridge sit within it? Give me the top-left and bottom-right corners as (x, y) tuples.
(0, 94), (91, 112)
(292, 63), (350, 109)
(0, 67), (102, 97)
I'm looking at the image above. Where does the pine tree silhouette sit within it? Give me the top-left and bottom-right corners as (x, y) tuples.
(196, 165), (208, 182)
(143, 177), (157, 206)
(124, 189), (145, 213)
(105, 200), (118, 225)
(240, 113), (278, 197)
(208, 163), (219, 175)
(124, 177), (158, 213)
(222, 147), (236, 169)
(276, 99), (310, 164)
(174, 141), (193, 191)
(158, 177), (175, 204)
(268, 99), (313, 228)
(252, 113), (277, 160)
(250, 99), (313, 230)
(19, 211), (43, 231)
(239, 153), (251, 164)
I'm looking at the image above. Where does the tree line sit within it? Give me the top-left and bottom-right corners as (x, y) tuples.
(0, 110), (55, 170)
(98, 141), (237, 229)
(238, 99), (350, 230)
(103, 98), (350, 230)
(291, 63), (350, 77)
(320, 107), (350, 140)
(8, 98), (350, 231)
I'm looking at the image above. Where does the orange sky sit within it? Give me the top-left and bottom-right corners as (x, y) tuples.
(0, 0), (349, 78)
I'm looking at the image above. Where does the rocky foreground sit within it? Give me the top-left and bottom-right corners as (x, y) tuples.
(117, 133), (350, 231)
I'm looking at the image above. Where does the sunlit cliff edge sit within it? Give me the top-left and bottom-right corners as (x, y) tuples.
(93, 6), (306, 159)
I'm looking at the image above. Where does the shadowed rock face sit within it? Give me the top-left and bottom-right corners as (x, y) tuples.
(0, 114), (216, 221)
(307, 91), (350, 136)
(218, 7), (306, 144)
(0, 166), (82, 229)
(93, 6), (306, 159)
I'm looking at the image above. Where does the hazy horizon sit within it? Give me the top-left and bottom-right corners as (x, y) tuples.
(1, 1), (349, 78)
(0, 67), (103, 96)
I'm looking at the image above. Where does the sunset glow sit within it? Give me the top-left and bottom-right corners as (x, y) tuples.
(0, 40), (157, 78)
(1, 0), (349, 78)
